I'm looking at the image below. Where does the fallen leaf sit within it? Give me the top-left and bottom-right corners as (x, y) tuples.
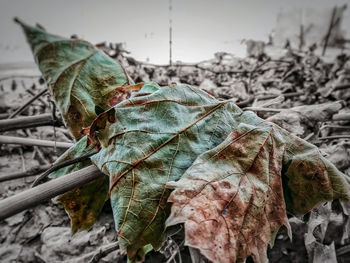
(90, 84), (243, 259)
(166, 123), (291, 263)
(89, 83), (349, 262)
(165, 96), (349, 262)
(16, 18), (132, 139)
(16, 19), (133, 233)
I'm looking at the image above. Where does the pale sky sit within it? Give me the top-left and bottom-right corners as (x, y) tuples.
(0, 0), (349, 64)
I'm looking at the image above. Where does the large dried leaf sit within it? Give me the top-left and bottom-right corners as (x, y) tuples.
(89, 83), (349, 262)
(16, 19), (132, 232)
(16, 18), (132, 139)
(165, 103), (350, 262)
(166, 123), (291, 263)
(90, 83), (247, 259)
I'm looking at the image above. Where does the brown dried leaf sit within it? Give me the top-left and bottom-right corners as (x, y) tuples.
(166, 123), (291, 263)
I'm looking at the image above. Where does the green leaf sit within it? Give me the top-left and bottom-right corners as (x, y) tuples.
(15, 19), (132, 233)
(15, 18), (133, 139)
(50, 136), (109, 233)
(89, 83), (349, 261)
(90, 83), (244, 259)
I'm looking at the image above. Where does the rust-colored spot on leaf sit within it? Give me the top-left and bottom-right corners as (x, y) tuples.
(108, 82), (145, 107)
(167, 126), (291, 263)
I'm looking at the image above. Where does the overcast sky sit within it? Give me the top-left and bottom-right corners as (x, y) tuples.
(0, 0), (349, 64)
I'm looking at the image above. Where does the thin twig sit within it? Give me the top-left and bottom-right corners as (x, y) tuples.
(336, 244), (350, 256)
(0, 165), (104, 220)
(0, 75), (41, 82)
(25, 89), (49, 107)
(0, 113), (62, 132)
(243, 107), (282, 113)
(303, 132), (315, 141)
(32, 151), (98, 187)
(23, 82), (49, 107)
(8, 89), (48, 119)
(0, 135), (73, 149)
(236, 92), (303, 107)
(0, 164), (51, 182)
(320, 125), (350, 130)
(334, 83), (350, 91)
(88, 242), (120, 263)
(0, 113), (9, 119)
(257, 92), (303, 101)
(332, 113), (350, 121)
(318, 135), (350, 140)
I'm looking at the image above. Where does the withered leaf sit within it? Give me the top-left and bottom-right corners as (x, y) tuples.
(166, 105), (350, 262)
(89, 83), (349, 262)
(166, 123), (292, 263)
(16, 19), (133, 233)
(15, 18), (133, 139)
(90, 83), (244, 259)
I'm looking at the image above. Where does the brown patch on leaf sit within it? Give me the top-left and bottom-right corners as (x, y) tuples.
(108, 82), (145, 107)
(86, 108), (116, 148)
(167, 126), (290, 263)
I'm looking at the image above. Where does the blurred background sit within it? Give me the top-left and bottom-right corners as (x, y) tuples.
(0, 0), (349, 65)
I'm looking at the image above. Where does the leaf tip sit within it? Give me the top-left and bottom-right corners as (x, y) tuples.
(13, 17), (22, 25)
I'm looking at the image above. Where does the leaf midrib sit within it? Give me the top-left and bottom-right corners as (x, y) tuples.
(108, 100), (230, 193)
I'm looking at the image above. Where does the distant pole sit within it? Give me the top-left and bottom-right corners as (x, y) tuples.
(169, 0), (173, 65)
(322, 7), (337, 56)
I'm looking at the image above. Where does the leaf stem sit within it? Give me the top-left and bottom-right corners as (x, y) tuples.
(32, 151), (98, 187)
(88, 242), (120, 263)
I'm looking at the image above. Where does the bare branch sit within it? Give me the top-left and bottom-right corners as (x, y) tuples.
(318, 135), (350, 140)
(320, 125), (350, 130)
(0, 75), (41, 82)
(0, 165), (105, 220)
(0, 113), (63, 132)
(334, 83), (350, 91)
(88, 242), (120, 263)
(243, 107), (282, 113)
(0, 135), (73, 149)
(333, 113), (350, 121)
(0, 164), (51, 182)
(8, 89), (48, 118)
